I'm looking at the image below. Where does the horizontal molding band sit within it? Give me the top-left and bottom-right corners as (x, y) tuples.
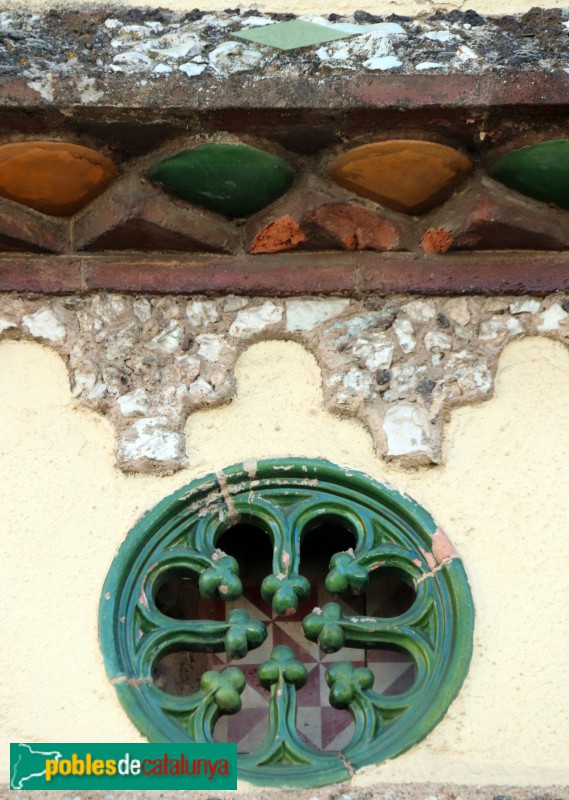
(2, 73), (569, 111)
(0, 252), (568, 295)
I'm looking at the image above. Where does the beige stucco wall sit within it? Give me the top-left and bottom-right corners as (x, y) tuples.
(14, 0), (568, 17)
(1, 335), (569, 787)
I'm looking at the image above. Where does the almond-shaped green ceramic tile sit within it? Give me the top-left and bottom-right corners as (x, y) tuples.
(233, 19), (354, 51)
(488, 139), (569, 210)
(148, 143), (294, 218)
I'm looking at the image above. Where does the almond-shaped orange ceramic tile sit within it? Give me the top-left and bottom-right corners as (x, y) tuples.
(0, 141), (118, 216)
(328, 140), (472, 215)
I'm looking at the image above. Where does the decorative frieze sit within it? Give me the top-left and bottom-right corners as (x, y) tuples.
(1, 292), (568, 473)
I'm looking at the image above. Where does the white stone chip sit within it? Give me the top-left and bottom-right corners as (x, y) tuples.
(223, 295), (248, 312)
(188, 378), (217, 403)
(186, 300), (220, 327)
(117, 388), (150, 417)
(113, 50), (154, 67)
(537, 303), (568, 332)
(193, 13), (231, 29)
(402, 299), (436, 322)
(237, 15), (275, 27)
(351, 332), (394, 370)
(367, 22), (406, 34)
(148, 31), (203, 59)
(425, 331), (452, 353)
(94, 294), (128, 320)
(457, 44), (478, 60)
(364, 55), (402, 70)
(0, 316), (17, 333)
(72, 371), (106, 401)
(175, 354), (201, 382)
(77, 76), (104, 103)
(444, 351), (493, 396)
(315, 46), (332, 61)
(22, 308), (66, 342)
(341, 367), (374, 398)
(286, 299), (350, 331)
(393, 317), (416, 353)
(422, 29), (458, 42)
(179, 62), (206, 77)
(304, 15), (406, 35)
(208, 41), (263, 74)
(444, 297), (470, 326)
(120, 418), (182, 462)
(384, 364), (422, 400)
(479, 315), (523, 341)
(415, 61), (446, 70)
(196, 333), (223, 362)
(229, 302), (283, 338)
(383, 403), (433, 457)
(118, 22), (163, 36)
(318, 25), (404, 64)
(147, 320), (184, 353)
(510, 298), (541, 315)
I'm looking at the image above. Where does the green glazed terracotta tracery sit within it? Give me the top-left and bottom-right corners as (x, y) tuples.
(99, 459), (474, 789)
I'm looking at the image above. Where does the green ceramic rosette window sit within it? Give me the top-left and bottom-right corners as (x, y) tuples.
(99, 459), (474, 789)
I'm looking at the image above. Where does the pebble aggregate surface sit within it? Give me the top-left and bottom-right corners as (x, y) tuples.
(0, 5), (567, 83)
(2, 292), (569, 472)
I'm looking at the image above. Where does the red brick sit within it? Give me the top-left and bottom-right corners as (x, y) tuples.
(250, 215), (307, 254)
(82, 219), (215, 253)
(2, 72), (568, 113)
(360, 253), (569, 294)
(2, 251), (569, 295)
(423, 178), (569, 251)
(422, 228), (454, 254)
(0, 197), (69, 254)
(84, 253), (358, 294)
(0, 257), (82, 292)
(309, 203), (400, 251)
(245, 189), (336, 253)
(73, 177), (240, 254)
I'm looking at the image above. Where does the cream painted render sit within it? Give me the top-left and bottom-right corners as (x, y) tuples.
(1, 336), (569, 787)
(12, 0), (567, 17)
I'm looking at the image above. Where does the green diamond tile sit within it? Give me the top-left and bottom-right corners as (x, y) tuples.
(148, 143), (294, 218)
(233, 19), (354, 51)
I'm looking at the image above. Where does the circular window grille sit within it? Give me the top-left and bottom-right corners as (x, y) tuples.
(100, 459), (474, 789)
